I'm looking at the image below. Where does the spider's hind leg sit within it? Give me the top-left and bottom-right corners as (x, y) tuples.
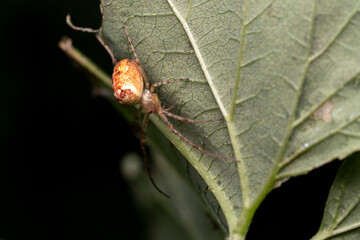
(131, 106), (143, 139)
(158, 111), (235, 162)
(139, 113), (170, 198)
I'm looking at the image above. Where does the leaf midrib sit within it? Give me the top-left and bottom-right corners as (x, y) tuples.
(163, 0), (359, 238)
(166, 0), (243, 231)
(167, 0), (318, 235)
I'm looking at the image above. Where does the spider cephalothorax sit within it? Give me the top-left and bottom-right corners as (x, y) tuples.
(140, 89), (160, 114)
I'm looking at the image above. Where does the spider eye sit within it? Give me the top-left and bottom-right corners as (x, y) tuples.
(112, 59), (143, 105)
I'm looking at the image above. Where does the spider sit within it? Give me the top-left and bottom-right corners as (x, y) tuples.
(64, 15), (233, 197)
(109, 24), (235, 197)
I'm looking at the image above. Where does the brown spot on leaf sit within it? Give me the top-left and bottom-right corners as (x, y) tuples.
(312, 100), (334, 123)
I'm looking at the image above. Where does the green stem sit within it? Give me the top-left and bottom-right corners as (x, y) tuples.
(58, 36), (112, 87)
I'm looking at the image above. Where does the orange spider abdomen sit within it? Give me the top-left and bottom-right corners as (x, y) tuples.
(112, 59), (144, 105)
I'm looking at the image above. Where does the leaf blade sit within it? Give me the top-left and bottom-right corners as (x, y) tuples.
(99, 0), (360, 238)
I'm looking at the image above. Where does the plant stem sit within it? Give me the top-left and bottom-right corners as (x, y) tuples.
(58, 36), (112, 88)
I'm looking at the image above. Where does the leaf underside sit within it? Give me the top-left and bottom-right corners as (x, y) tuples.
(100, 0), (360, 238)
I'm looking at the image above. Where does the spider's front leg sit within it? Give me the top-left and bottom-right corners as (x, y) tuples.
(123, 23), (150, 89)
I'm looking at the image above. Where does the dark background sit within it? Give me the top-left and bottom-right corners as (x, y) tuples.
(1, 0), (342, 239)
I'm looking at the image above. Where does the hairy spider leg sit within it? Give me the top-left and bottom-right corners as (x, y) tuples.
(123, 24), (172, 197)
(65, 14), (118, 65)
(133, 106), (170, 198)
(157, 110), (234, 161)
(133, 106), (143, 125)
(140, 113), (170, 198)
(131, 105), (144, 139)
(161, 110), (221, 123)
(163, 105), (175, 112)
(123, 23), (149, 89)
(150, 78), (189, 93)
(149, 78), (235, 161)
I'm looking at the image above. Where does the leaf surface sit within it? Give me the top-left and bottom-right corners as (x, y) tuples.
(100, 0), (360, 238)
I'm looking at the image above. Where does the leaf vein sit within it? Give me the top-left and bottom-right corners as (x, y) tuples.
(293, 70), (360, 127)
(282, 112), (360, 168)
(309, 4), (360, 62)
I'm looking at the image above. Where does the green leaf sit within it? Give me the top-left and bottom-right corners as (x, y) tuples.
(311, 153), (360, 240)
(99, 0), (360, 239)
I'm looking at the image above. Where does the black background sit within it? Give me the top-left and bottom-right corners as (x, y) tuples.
(1, 0), (342, 239)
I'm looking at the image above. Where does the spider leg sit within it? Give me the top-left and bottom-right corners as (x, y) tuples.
(140, 113), (170, 198)
(66, 14), (117, 65)
(123, 23), (150, 89)
(133, 106), (143, 126)
(95, 33), (117, 65)
(163, 105), (175, 112)
(161, 110), (221, 123)
(131, 106), (143, 139)
(150, 78), (189, 92)
(158, 111), (235, 162)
